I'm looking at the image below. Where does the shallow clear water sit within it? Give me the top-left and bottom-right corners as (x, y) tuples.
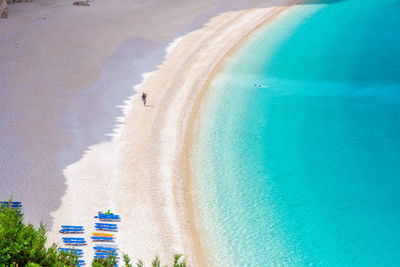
(194, 0), (400, 266)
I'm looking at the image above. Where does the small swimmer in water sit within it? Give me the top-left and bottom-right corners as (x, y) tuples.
(254, 84), (269, 88)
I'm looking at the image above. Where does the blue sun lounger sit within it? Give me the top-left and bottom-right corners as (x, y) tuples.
(0, 201), (22, 206)
(59, 248), (83, 254)
(97, 214), (120, 218)
(64, 241), (87, 246)
(95, 252), (118, 256)
(90, 236), (115, 240)
(91, 236), (115, 242)
(95, 216), (121, 222)
(95, 226), (118, 232)
(95, 223), (117, 228)
(77, 260), (85, 266)
(59, 248), (83, 252)
(95, 223), (117, 227)
(94, 212), (121, 221)
(94, 255), (120, 260)
(98, 244), (118, 248)
(94, 212), (111, 217)
(0, 203), (22, 206)
(93, 246), (117, 252)
(93, 245), (118, 249)
(61, 225), (84, 229)
(59, 229), (84, 234)
(63, 237), (86, 245)
(95, 224), (117, 228)
(63, 242), (86, 246)
(59, 251), (83, 257)
(63, 237), (85, 240)
(0, 203), (23, 209)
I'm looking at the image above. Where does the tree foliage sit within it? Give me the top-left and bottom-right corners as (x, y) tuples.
(92, 252), (118, 267)
(173, 254), (187, 267)
(123, 253), (132, 267)
(0, 199), (78, 266)
(136, 259), (144, 267)
(1, 198), (189, 267)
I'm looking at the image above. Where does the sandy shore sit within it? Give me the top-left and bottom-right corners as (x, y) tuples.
(180, 2), (305, 264)
(1, 0), (301, 265)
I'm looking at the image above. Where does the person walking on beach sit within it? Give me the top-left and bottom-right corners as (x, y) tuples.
(141, 92), (147, 106)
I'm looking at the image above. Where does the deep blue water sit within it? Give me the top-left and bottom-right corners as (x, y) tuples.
(194, 0), (400, 266)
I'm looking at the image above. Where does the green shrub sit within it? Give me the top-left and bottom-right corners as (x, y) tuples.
(1, 198), (189, 267)
(0, 199), (78, 266)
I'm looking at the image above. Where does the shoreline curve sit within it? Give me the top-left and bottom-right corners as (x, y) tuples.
(38, 1), (304, 265)
(180, 1), (303, 265)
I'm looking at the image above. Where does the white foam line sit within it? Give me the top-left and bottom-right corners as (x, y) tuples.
(110, 37), (184, 142)
(166, 36), (184, 54)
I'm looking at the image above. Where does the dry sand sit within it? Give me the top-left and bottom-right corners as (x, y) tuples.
(0, 0), (302, 265)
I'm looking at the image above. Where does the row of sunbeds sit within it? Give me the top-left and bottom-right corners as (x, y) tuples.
(60, 225), (85, 234)
(58, 211), (121, 265)
(60, 226), (87, 246)
(94, 212), (121, 222)
(1, 201), (23, 213)
(95, 222), (118, 231)
(59, 248), (85, 266)
(93, 245), (118, 253)
(59, 226), (86, 266)
(0, 201), (22, 207)
(92, 212), (120, 265)
(91, 222), (117, 242)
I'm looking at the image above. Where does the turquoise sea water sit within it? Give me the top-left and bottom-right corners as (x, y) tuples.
(193, 0), (400, 266)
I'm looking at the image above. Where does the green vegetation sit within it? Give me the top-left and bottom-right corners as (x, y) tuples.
(0, 199), (188, 266)
(92, 253), (118, 267)
(0, 199), (78, 266)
